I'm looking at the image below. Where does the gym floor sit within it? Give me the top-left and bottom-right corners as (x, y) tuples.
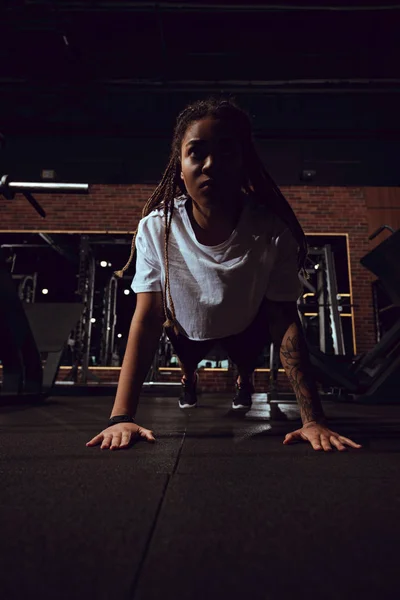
(0, 393), (399, 600)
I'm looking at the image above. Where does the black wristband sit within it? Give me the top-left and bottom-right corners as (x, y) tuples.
(108, 415), (135, 427)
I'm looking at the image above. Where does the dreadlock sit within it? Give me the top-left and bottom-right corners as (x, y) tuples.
(114, 97), (308, 334)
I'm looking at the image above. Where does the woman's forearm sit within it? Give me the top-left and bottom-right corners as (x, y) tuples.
(110, 317), (163, 419)
(265, 298), (326, 425)
(279, 321), (326, 425)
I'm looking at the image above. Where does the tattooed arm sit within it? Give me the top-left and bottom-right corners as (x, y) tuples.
(264, 299), (327, 425)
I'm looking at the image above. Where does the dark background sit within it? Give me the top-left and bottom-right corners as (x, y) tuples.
(1, 0), (399, 186)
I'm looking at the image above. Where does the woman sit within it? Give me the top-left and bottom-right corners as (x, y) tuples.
(86, 98), (362, 453)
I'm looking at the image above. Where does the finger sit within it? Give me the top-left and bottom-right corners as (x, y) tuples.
(139, 427), (156, 442)
(86, 434), (103, 447)
(338, 436), (362, 448)
(118, 432), (133, 449)
(283, 435), (294, 444)
(100, 435), (113, 449)
(320, 436), (333, 452)
(110, 433), (122, 450)
(330, 436), (347, 452)
(283, 430), (302, 444)
(307, 435), (323, 451)
(283, 433), (297, 444)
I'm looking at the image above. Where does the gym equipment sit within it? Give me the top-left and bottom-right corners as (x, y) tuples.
(0, 174), (89, 218)
(63, 235), (99, 384)
(298, 245), (346, 356)
(371, 278), (400, 342)
(362, 226), (400, 305)
(0, 166), (91, 400)
(306, 228), (400, 403)
(267, 228), (400, 407)
(100, 275), (118, 367)
(0, 251), (83, 401)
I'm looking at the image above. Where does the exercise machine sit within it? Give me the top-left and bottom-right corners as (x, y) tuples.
(273, 227), (400, 405)
(0, 175), (88, 402)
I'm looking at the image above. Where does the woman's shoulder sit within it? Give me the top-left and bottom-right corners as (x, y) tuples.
(138, 195), (187, 233)
(144, 194), (186, 215)
(245, 191), (275, 222)
(246, 193), (290, 237)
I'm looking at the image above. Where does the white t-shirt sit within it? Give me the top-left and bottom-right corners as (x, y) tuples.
(131, 194), (303, 340)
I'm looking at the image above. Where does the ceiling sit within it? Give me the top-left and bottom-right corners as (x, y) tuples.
(1, 1), (399, 185)
(2, 1), (399, 132)
(2, 1), (399, 82)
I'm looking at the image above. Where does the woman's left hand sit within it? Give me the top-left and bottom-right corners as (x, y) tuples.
(283, 421), (362, 451)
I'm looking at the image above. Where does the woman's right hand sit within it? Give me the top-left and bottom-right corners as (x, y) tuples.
(86, 422), (156, 450)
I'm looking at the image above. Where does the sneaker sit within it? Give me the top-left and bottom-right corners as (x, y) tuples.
(232, 379), (254, 410)
(179, 372), (198, 409)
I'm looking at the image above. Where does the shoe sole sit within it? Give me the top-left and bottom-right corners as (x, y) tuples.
(179, 402), (197, 409)
(232, 403), (252, 410)
(179, 373), (198, 409)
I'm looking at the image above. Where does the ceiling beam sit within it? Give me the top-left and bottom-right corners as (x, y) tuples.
(1, 77), (400, 92)
(20, 2), (400, 13)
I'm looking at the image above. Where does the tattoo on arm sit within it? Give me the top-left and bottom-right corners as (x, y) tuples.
(279, 323), (325, 424)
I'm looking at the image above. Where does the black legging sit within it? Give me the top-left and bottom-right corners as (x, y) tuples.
(165, 297), (271, 375)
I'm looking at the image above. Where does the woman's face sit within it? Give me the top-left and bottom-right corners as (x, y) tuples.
(180, 117), (244, 204)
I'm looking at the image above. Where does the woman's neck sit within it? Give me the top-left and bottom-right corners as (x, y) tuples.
(186, 192), (245, 246)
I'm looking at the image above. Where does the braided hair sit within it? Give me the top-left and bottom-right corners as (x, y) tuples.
(115, 97), (308, 334)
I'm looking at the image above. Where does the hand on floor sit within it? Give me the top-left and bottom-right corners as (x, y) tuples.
(86, 422), (156, 450)
(283, 422), (362, 452)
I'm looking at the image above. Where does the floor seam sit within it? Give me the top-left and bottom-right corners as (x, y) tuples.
(129, 430), (186, 599)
